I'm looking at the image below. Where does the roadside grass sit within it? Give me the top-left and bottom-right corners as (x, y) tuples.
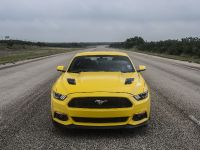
(126, 48), (200, 64)
(0, 46), (81, 65)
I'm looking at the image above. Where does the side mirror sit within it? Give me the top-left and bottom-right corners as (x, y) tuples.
(57, 66), (66, 72)
(137, 65), (146, 72)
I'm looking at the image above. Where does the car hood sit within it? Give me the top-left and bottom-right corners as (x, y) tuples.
(54, 72), (145, 95)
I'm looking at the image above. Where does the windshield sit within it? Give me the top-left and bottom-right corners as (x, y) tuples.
(68, 55), (135, 73)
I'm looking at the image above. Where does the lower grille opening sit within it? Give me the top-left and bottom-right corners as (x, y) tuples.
(54, 112), (68, 121)
(72, 117), (128, 123)
(133, 112), (147, 121)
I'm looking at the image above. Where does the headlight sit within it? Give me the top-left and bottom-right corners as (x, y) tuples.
(53, 91), (67, 101)
(134, 91), (148, 101)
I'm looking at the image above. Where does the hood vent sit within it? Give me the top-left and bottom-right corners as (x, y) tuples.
(67, 78), (76, 85)
(125, 78), (134, 85)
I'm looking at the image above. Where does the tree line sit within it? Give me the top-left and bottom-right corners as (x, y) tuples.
(0, 40), (111, 48)
(109, 36), (200, 57)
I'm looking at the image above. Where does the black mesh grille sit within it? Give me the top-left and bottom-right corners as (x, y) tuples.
(72, 117), (128, 123)
(68, 97), (132, 108)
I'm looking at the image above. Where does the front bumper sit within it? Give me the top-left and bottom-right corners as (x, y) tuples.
(51, 92), (150, 128)
(52, 119), (149, 129)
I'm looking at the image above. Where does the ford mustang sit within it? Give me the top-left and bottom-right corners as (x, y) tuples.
(51, 51), (150, 129)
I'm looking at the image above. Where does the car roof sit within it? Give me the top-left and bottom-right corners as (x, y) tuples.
(75, 51), (128, 57)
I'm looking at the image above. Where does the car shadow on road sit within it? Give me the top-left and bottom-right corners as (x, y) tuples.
(51, 124), (150, 139)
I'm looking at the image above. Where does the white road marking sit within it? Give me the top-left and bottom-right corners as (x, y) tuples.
(0, 113), (2, 123)
(189, 115), (200, 127)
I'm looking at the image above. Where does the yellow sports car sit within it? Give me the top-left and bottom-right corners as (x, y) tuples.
(51, 51), (150, 129)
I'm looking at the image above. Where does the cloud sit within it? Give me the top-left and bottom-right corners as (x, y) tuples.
(0, 0), (200, 42)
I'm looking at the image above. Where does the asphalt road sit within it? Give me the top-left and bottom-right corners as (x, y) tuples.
(0, 47), (200, 150)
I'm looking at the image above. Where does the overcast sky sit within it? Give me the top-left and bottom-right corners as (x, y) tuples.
(0, 0), (200, 42)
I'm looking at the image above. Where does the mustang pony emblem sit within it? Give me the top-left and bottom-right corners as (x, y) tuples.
(94, 99), (108, 105)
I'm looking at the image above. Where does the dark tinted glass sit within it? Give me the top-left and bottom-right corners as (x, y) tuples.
(68, 55), (135, 73)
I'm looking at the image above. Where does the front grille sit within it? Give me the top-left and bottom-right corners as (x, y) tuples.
(72, 117), (128, 123)
(68, 97), (132, 108)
